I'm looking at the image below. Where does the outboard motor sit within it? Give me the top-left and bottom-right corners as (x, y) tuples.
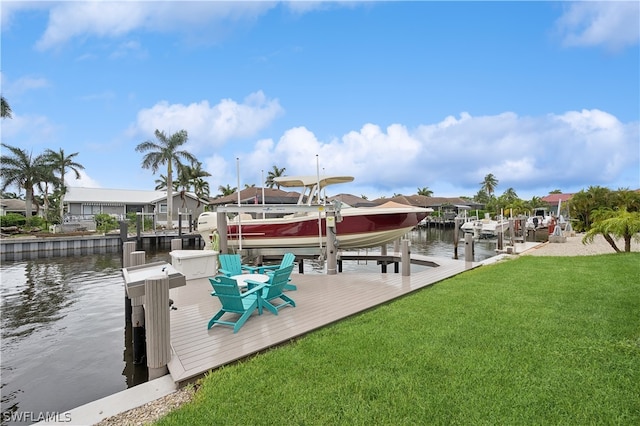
(197, 212), (218, 249)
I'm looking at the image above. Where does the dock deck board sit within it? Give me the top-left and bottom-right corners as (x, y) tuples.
(165, 252), (487, 385)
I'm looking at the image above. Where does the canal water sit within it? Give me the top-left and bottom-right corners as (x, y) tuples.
(0, 229), (497, 425)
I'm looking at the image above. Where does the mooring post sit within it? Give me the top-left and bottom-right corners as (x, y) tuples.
(122, 241), (137, 324)
(130, 251), (146, 365)
(497, 230), (504, 251)
(401, 239), (410, 276)
(508, 219), (516, 252)
(217, 211), (228, 254)
(171, 238), (182, 251)
(380, 244), (388, 273)
(326, 210), (337, 275)
(144, 275), (171, 380)
(464, 233), (474, 268)
(453, 218), (461, 259)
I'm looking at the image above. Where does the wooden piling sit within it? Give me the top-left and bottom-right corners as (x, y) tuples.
(144, 275), (171, 380)
(217, 212), (228, 254)
(464, 233), (474, 268)
(380, 244), (388, 273)
(122, 241), (137, 325)
(130, 251), (146, 365)
(401, 239), (410, 276)
(326, 211), (337, 275)
(453, 218), (461, 259)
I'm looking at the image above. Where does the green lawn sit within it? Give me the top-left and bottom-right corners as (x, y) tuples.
(156, 254), (640, 425)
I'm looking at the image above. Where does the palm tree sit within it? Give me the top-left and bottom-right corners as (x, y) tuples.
(1, 96), (12, 119)
(44, 148), (84, 221)
(154, 174), (171, 191)
(480, 173), (498, 197)
(192, 177), (210, 207)
(188, 161), (211, 183)
(217, 184), (236, 197)
(266, 165), (286, 189)
(136, 129), (196, 229)
(582, 207), (640, 252)
(417, 187), (433, 197)
(569, 186), (614, 232)
(0, 143), (49, 218)
(34, 159), (60, 223)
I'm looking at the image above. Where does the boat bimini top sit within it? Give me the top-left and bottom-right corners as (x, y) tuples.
(273, 175), (355, 206)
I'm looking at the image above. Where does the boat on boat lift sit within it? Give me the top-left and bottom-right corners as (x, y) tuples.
(460, 213), (510, 238)
(197, 175), (430, 250)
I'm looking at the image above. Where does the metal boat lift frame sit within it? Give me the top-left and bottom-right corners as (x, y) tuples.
(213, 203), (341, 275)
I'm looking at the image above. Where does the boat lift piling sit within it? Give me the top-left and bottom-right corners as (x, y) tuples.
(122, 245), (186, 379)
(129, 251), (147, 365)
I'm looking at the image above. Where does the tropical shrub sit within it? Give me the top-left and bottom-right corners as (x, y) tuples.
(94, 213), (118, 234)
(25, 216), (47, 229)
(0, 213), (26, 227)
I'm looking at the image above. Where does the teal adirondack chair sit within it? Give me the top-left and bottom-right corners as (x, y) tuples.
(217, 254), (252, 276)
(246, 265), (296, 315)
(207, 275), (266, 333)
(261, 253), (297, 291)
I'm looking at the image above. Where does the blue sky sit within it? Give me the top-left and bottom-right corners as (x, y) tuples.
(2, 1), (639, 201)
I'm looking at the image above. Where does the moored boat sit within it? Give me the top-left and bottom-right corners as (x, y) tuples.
(526, 207), (553, 230)
(197, 175), (430, 250)
(460, 213), (510, 238)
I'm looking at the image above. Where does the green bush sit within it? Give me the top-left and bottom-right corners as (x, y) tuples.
(126, 212), (154, 232)
(25, 216), (47, 229)
(95, 213), (118, 233)
(0, 213), (27, 227)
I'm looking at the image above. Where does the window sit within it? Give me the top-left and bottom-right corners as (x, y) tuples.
(83, 205), (101, 215)
(158, 203), (167, 213)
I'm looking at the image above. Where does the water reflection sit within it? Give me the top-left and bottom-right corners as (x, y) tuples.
(0, 247), (169, 426)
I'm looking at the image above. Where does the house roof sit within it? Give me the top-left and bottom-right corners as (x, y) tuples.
(65, 187), (206, 204)
(0, 198), (37, 211)
(209, 187), (299, 206)
(541, 193), (574, 204)
(328, 194), (376, 208)
(66, 187), (167, 204)
(375, 195), (477, 208)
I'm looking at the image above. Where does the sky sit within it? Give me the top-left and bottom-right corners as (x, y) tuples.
(1, 0), (639, 201)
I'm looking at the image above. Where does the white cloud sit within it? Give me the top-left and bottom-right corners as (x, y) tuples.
(124, 104), (638, 199)
(68, 170), (101, 189)
(221, 109), (639, 199)
(34, 1), (278, 50)
(131, 91), (284, 151)
(1, 113), (60, 147)
(2, 74), (49, 97)
(555, 1), (640, 51)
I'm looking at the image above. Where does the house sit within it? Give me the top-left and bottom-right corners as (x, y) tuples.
(0, 199), (38, 216)
(540, 193), (574, 205)
(328, 193), (376, 208)
(208, 187), (300, 207)
(64, 187), (209, 227)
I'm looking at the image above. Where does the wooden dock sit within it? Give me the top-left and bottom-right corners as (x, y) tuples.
(166, 253), (480, 386)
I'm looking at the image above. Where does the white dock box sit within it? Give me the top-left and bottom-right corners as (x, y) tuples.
(170, 250), (218, 280)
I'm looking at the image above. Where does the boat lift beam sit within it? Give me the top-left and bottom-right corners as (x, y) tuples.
(214, 204), (334, 214)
